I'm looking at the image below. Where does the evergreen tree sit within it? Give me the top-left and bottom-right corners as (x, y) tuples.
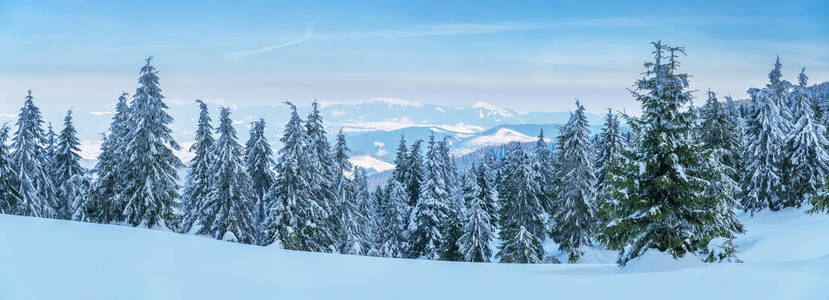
(408, 133), (450, 259)
(245, 118), (276, 245)
(68, 173), (94, 222)
(11, 90), (57, 217)
(91, 92), (131, 224)
(404, 140), (425, 207)
(550, 101), (597, 263)
(196, 107), (255, 243)
(438, 137), (464, 261)
(593, 109), (631, 231)
(0, 125), (20, 214)
(497, 142), (545, 263)
(379, 179), (409, 258)
(392, 135), (409, 187)
(532, 129), (555, 213)
(54, 110), (85, 220)
(741, 87), (790, 213)
(267, 102), (334, 252)
(595, 109), (624, 191)
(785, 68), (829, 208)
(305, 100), (338, 250)
(474, 159), (499, 229)
(457, 175), (494, 262)
(605, 42), (742, 265)
(339, 167), (373, 255)
(180, 100), (215, 233)
(122, 57), (184, 228)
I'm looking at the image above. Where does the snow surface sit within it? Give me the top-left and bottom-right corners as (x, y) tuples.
(1, 208), (829, 299)
(465, 128), (540, 147)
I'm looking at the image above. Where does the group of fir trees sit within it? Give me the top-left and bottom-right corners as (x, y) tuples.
(3, 43), (828, 266)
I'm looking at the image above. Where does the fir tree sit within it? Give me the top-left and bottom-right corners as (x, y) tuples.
(392, 135), (409, 187)
(404, 140), (425, 207)
(550, 101), (597, 263)
(0, 125), (20, 214)
(11, 90), (57, 218)
(196, 107), (255, 243)
(305, 100), (338, 250)
(379, 179), (410, 258)
(605, 42), (742, 265)
(54, 110), (85, 220)
(457, 175), (494, 262)
(438, 137), (464, 261)
(497, 142), (545, 263)
(267, 102), (334, 252)
(408, 133), (450, 259)
(245, 118), (275, 245)
(91, 92), (131, 224)
(532, 129), (555, 213)
(785, 68), (829, 208)
(180, 100), (215, 233)
(338, 167), (373, 255)
(122, 57), (184, 228)
(741, 87), (790, 213)
(474, 159), (499, 229)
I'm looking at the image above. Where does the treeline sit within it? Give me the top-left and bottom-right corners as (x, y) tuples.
(1, 42), (827, 265)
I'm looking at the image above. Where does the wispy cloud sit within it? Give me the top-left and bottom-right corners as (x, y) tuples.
(227, 29), (312, 57)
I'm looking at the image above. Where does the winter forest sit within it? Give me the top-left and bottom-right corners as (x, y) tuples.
(3, 41), (828, 269)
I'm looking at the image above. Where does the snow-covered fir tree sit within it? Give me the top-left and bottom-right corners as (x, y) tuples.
(404, 139), (425, 207)
(785, 68), (829, 208)
(91, 92), (131, 224)
(44, 122), (58, 185)
(68, 173), (94, 222)
(245, 118), (275, 245)
(332, 129), (363, 255)
(305, 100), (338, 250)
(457, 173), (494, 262)
(11, 90), (57, 218)
(180, 100), (215, 233)
(0, 125), (20, 214)
(122, 57), (184, 228)
(339, 167), (374, 255)
(497, 142), (545, 263)
(474, 159), (499, 229)
(604, 42), (742, 265)
(593, 109), (632, 231)
(196, 107), (255, 243)
(438, 137), (465, 261)
(392, 135), (409, 190)
(267, 102), (334, 252)
(741, 87), (790, 213)
(532, 129), (555, 213)
(550, 101), (597, 263)
(54, 110), (85, 220)
(408, 133), (450, 259)
(595, 109), (623, 192)
(379, 179), (410, 258)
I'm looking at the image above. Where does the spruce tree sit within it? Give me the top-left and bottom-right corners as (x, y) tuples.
(267, 102), (334, 252)
(122, 57), (184, 228)
(550, 101), (597, 263)
(408, 133), (450, 259)
(245, 118), (275, 245)
(180, 100), (215, 233)
(305, 100), (338, 250)
(438, 137), (464, 261)
(474, 159), (499, 229)
(497, 142), (545, 263)
(392, 135), (409, 187)
(741, 87), (790, 213)
(379, 179), (409, 258)
(404, 140), (425, 207)
(54, 110), (85, 220)
(785, 68), (829, 208)
(605, 42), (742, 265)
(196, 107), (255, 243)
(457, 174), (494, 262)
(0, 125), (20, 214)
(532, 129), (555, 213)
(11, 90), (57, 218)
(91, 92), (131, 224)
(339, 167), (373, 255)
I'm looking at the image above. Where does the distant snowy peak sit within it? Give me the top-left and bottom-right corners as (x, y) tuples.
(473, 101), (515, 120)
(465, 128), (538, 147)
(349, 155), (396, 174)
(320, 97), (423, 108)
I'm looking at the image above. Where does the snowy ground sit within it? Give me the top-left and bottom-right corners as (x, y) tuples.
(1, 208), (828, 300)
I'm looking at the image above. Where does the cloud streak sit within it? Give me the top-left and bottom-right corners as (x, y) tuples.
(227, 29), (312, 57)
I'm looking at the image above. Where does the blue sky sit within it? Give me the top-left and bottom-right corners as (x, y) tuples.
(0, 0), (827, 114)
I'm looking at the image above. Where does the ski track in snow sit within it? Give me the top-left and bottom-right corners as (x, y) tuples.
(1, 207), (829, 299)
